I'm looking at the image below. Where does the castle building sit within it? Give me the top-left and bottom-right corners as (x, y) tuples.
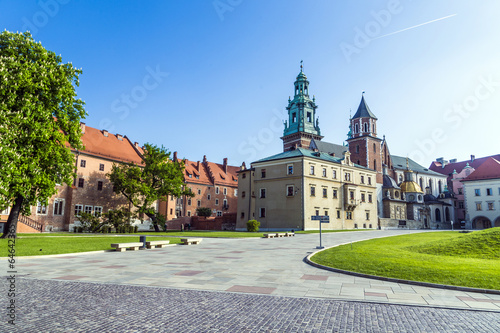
(237, 66), (377, 231)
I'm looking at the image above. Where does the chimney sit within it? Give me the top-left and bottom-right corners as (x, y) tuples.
(436, 157), (444, 164)
(80, 122), (86, 134)
(173, 151), (177, 161)
(223, 158), (228, 173)
(102, 129), (108, 137)
(134, 142), (140, 148)
(196, 161), (200, 171)
(471, 155), (475, 162)
(450, 158), (457, 163)
(116, 134), (123, 141)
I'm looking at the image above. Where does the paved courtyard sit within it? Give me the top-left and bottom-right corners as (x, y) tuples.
(3, 230), (500, 331)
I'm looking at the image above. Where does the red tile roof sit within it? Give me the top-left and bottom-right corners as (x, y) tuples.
(429, 154), (500, 176)
(462, 157), (500, 182)
(72, 124), (144, 165)
(177, 157), (239, 187)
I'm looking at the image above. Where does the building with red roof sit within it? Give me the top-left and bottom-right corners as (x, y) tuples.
(461, 157), (500, 229)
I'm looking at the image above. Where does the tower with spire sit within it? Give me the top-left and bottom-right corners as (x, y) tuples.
(346, 93), (383, 183)
(281, 62), (323, 151)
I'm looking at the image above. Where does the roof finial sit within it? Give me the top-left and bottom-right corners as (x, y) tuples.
(300, 60), (303, 72)
(362, 91), (365, 95)
(406, 156), (409, 170)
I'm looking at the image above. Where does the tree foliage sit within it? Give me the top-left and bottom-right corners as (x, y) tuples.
(196, 207), (212, 217)
(107, 143), (193, 231)
(103, 207), (134, 230)
(246, 220), (260, 232)
(0, 31), (86, 238)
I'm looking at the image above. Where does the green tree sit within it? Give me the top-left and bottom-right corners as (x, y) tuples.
(78, 212), (105, 233)
(196, 207), (212, 217)
(107, 143), (193, 232)
(103, 207), (134, 231)
(0, 31), (86, 238)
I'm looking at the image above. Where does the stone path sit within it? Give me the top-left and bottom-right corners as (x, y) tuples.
(3, 230), (500, 331)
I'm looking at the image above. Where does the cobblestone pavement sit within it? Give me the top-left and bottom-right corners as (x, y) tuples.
(11, 231), (500, 312)
(1, 278), (499, 332)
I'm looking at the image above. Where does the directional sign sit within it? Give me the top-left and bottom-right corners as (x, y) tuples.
(311, 215), (330, 223)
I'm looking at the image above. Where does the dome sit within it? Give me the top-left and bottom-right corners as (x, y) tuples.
(383, 175), (399, 189)
(400, 181), (423, 193)
(296, 71), (308, 80)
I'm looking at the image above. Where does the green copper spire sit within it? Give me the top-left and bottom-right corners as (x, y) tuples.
(283, 62), (320, 137)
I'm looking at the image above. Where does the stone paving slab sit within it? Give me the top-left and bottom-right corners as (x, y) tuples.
(6, 230), (500, 313)
(2, 278), (499, 332)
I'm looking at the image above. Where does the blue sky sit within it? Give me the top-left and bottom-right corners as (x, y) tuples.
(2, 1), (499, 168)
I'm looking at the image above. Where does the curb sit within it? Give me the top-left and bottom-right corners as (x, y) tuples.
(304, 241), (500, 296)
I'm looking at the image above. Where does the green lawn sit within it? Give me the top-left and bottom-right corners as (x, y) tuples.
(310, 228), (500, 290)
(296, 229), (369, 234)
(0, 236), (181, 257)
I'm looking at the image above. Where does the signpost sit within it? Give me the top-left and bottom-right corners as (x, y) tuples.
(311, 215), (330, 249)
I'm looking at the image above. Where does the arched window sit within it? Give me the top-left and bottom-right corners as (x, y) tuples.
(429, 179), (433, 194)
(373, 143), (376, 152)
(445, 207), (450, 222)
(438, 180), (442, 194)
(355, 124), (359, 133)
(364, 123), (368, 132)
(419, 178), (423, 190)
(373, 159), (377, 171)
(372, 124), (375, 133)
(356, 145), (359, 153)
(435, 208), (441, 222)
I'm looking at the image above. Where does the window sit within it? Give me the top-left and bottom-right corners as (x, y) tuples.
(366, 212), (370, 220)
(78, 178), (84, 188)
(53, 199), (64, 216)
(487, 202), (494, 210)
(315, 210), (320, 216)
(197, 189), (201, 195)
(355, 123), (359, 133)
(197, 200), (201, 207)
(170, 208), (173, 215)
(84, 205), (93, 215)
(99, 163), (105, 171)
(292, 112), (296, 123)
(188, 173), (192, 178)
(215, 199), (219, 205)
(368, 194), (373, 203)
(223, 187), (227, 195)
(368, 177), (371, 185)
(322, 188), (327, 198)
(373, 159), (377, 171)
(187, 198), (192, 206)
(345, 173), (351, 181)
(337, 210), (340, 219)
(458, 188), (463, 195)
(195, 175), (199, 179)
(242, 173), (246, 179)
(234, 189), (238, 197)
(373, 143), (376, 152)
(242, 191), (246, 198)
(332, 170), (337, 179)
(486, 188), (493, 196)
(288, 165), (293, 175)
(223, 199), (228, 208)
(475, 189), (481, 196)
(217, 211), (223, 217)
(80, 160), (86, 168)
(310, 186), (316, 196)
(97, 181), (103, 191)
(333, 189), (338, 199)
(360, 175), (365, 184)
(356, 145), (359, 153)
(216, 186), (220, 194)
(259, 208), (266, 218)
(207, 194), (211, 200)
(261, 169), (266, 178)
(346, 212), (352, 220)
(36, 202), (47, 215)
(350, 191), (355, 200)
(458, 201), (464, 209)
(324, 211), (328, 216)
(94, 206), (102, 217)
(361, 193), (366, 202)
(240, 212), (245, 219)
(310, 165), (315, 175)
(187, 211), (191, 217)
(322, 168), (327, 177)
(260, 188), (266, 198)
(287, 186), (294, 197)
(74, 204), (83, 216)
(307, 112), (311, 122)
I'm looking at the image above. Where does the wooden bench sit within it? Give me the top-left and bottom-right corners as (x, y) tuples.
(263, 233), (276, 238)
(145, 240), (170, 249)
(110, 242), (144, 252)
(181, 238), (202, 245)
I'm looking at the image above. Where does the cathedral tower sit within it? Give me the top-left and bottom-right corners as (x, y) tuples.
(347, 93), (383, 183)
(281, 63), (323, 151)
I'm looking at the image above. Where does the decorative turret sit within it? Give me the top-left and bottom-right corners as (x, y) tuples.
(281, 61), (323, 151)
(350, 93), (378, 138)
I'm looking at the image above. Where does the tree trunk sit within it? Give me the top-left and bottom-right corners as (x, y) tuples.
(1, 196), (24, 239)
(145, 212), (160, 232)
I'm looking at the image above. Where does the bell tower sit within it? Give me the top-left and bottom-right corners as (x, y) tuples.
(281, 62), (323, 151)
(347, 93), (383, 183)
